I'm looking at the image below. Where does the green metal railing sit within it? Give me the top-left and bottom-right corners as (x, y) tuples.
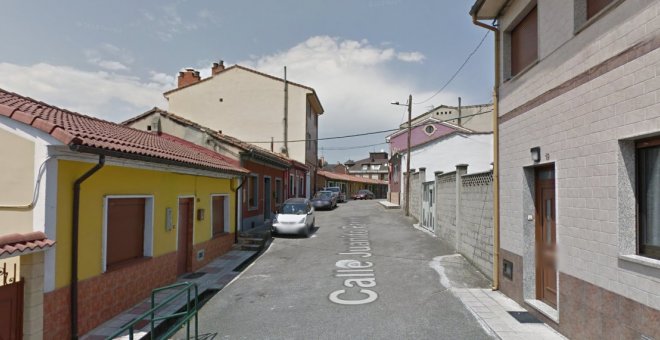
(107, 282), (199, 340)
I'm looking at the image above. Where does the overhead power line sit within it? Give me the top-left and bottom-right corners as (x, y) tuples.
(414, 30), (490, 105)
(320, 142), (388, 151)
(245, 108), (493, 144)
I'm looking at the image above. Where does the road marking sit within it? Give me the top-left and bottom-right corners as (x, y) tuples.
(329, 219), (379, 305)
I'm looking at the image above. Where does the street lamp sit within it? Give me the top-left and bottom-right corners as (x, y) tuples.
(391, 95), (412, 217)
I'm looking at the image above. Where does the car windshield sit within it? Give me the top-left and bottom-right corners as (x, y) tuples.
(279, 203), (307, 215)
(315, 192), (332, 199)
(359, 190), (370, 194)
(325, 187), (340, 192)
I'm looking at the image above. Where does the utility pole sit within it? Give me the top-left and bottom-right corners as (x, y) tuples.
(405, 94), (412, 216)
(391, 95), (413, 216)
(283, 66), (289, 156)
(458, 96), (462, 127)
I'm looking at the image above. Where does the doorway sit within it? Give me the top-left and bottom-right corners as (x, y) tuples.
(421, 181), (435, 232)
(0, 264), (23, 340)
(535, 167), (557, 308)
(264, 177), (272, 220)
(177, 197), (194, 276)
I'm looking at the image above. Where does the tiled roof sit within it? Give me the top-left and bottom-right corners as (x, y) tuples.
(0, 231), (55, 258)
(0, 88), (247, 175)
(318, 170), (387, 185)
(124, 108), (297, 169)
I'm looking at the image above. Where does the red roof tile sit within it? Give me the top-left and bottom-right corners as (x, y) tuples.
(0, 231), (55, 258)
(124, 108), (300, 169)
(0, 88), (247, 175)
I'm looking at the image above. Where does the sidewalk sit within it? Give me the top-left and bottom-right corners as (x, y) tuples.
(82, 250), (257, 339)
(453, 288), (566, 340)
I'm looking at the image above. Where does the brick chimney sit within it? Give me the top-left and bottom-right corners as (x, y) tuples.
(212, 60), (225, 75)
(177, 68), (201, 88)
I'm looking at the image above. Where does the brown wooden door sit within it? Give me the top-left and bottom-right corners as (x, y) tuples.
(535, 167), (557, 308)
(0, 280), (24, 340)
(178, 198), (194, 276)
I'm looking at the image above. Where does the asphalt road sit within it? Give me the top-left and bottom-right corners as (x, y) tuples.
(185, 200), (493, 340)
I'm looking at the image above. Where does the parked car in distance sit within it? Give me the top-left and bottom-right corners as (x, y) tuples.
(352, 189), (375, 200)
(324, 186), (346, 203)
(311, 190), (338, 210)
(272, 198), (315, 237)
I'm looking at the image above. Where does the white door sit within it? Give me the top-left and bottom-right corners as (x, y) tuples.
(421, 181), (435, 232)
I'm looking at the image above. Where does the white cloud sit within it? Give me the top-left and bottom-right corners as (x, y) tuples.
(240, 36), (455, 161)
(0, 63), (168, 122)
(397, 51), (425, 62)
(141, 5), (217, 41)
(84, 43), (134, 71)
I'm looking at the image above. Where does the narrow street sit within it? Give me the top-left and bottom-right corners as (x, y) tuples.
(189, 200), (493, 340)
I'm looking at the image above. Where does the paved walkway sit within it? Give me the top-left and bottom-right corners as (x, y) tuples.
(82, 250), (256, 340)
(453, 288), (566, 340)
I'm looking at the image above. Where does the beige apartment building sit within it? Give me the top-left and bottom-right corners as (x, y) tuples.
(163, 62), (324, 197)
(472, 0), (660, 338)
(404, 102), (493, 132)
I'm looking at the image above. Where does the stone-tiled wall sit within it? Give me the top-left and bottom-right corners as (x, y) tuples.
(457, 171), (494, 279)
(435, 171), (457, 246)
(21, 253), (44, 340)
(44, 252), (178, 339)
(191, 232), (235, 272)
(406, 170), (422, 221)
(495, 0), (660, 316)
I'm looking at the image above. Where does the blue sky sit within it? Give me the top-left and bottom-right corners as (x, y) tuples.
(0, 0), (493, 163)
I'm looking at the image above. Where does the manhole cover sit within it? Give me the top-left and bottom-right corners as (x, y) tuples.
(508, 311), (543, 323)
(182, 272), (206, 279)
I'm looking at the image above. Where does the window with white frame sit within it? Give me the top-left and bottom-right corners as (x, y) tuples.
(248, 174), (258, 209)
(275, 178), (283, 204)
(211, 195), (229, 236)
(289, 174), (295, 196)
(103, 196), (153, 271)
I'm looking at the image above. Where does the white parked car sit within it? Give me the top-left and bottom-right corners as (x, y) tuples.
(272, 198), (315, 237)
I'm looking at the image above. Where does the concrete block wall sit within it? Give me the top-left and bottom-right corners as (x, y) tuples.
(435, 171), (457, 246)
(458, 171), (494, 279)
(408, 169), (421, 221)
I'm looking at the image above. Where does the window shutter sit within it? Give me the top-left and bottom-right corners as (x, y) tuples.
(587, 0), (614, 20)
(510, 6), (538, 76)
(107, 198), (145, 268)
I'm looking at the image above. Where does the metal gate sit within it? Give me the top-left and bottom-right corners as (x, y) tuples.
(0, 261), (23, 340)
(421, 181), (435, 232)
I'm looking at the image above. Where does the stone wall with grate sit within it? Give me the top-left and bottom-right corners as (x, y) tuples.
(435, 171), (457, 246)
(458, 170), (494, 279)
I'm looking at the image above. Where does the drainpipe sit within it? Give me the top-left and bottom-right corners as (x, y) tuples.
(232, 174), (248, 243)
(71, 155), (105, 339)
(472, 13), (500, 291)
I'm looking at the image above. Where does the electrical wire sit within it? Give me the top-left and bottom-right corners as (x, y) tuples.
(245, 108), (493, 144)
(320, 142), (388, 151)
(413, 30), (490, 105)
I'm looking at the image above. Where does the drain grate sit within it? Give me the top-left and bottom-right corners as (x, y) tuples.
(508, 311), (543, 323)
(182, 272), (206, 279)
